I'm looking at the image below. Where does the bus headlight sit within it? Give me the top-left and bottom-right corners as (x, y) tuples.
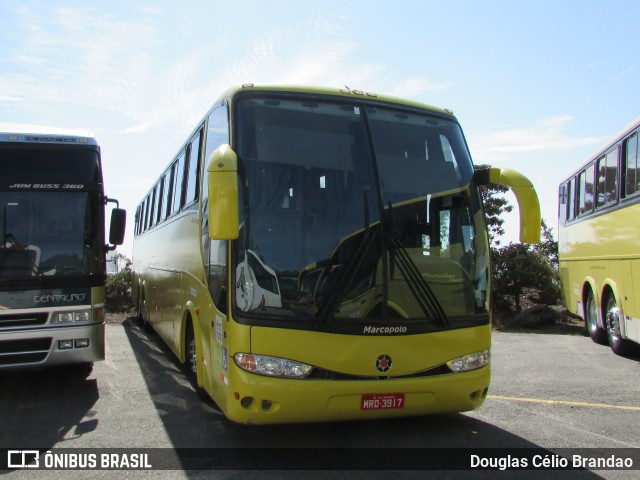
(51, 307), (104, 325)
(446, 349), (490, 373)
(234, 353), (313, 378)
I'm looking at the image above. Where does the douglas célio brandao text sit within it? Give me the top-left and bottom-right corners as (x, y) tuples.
(470, 453), (634, 470)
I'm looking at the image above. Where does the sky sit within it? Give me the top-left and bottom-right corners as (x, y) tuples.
(2, 0), (639, 257)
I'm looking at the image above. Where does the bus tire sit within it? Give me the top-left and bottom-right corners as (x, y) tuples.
(584, 289), (606, 345)
(137, 293), (150, 332)
(604, 295), (634, 356)
(185, 321), (208, 401)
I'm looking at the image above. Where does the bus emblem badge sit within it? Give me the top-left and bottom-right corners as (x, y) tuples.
(376, 354), (392, 373)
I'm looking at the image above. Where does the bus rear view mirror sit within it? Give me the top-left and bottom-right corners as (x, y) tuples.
(473, 166), (541, 244)
(109, 208), (126, 247)
(208, 144), (239, 240)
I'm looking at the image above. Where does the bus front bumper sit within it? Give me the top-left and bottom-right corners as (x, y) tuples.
(0, 323), (105, 370)
(222, 364), (490, 425)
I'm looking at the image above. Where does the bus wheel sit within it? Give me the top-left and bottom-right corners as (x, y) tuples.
(137, 294), (149, 331)
(186, 325), (198, 377)
(585, 290), (606, 345)
(185, 323), (208, 400)
(604, 296), (633, 356)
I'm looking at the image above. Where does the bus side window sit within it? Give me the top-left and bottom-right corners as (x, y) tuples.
(578, 162), (594, 216)
(134, 205), (140, 236)
(204, 104), (230, 164)
(156, 176), (165, 224)
(559, 182), (568, 224)
(568, 177), (576, 220)
(148, 185), (157, 228)
(625, 132), (639, 197)
(163, 169), (173, 220)
(202, 105), (230, 313)
(184, 129), (202, 206)
(596, 148), (618, 208)
(171, 153), (185, 215)
(560, 177), (577, 223)
(142, 195), (150, 232)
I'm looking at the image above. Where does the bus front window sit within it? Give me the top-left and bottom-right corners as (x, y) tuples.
(0, 192), (103, 280)
(234, 96), (489, 327)
(0, 147), (104, 282)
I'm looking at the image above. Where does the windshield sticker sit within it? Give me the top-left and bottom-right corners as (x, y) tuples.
(215, 316), (223, 344)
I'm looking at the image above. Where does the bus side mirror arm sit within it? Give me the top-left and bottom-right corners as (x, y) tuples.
(473, 166), (541, 244)
(207, 144), (240, 240)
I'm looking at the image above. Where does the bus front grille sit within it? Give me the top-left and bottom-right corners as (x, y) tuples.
(0, 338), (52, 366)
(0, 313), (49, 329)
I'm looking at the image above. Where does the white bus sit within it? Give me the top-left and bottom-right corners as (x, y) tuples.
(0, 129), (125, 374)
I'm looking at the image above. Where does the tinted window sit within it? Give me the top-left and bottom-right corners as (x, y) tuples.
(626, 133), (639, 196)
(568, 177), (576, 220)
(162, 170), (173, 220)
(0, 145), (101, 188)
(559, 182), (568, 224)
(578, 163), (594, 216)
(596, 148), (618, 208)
(204, 104), (230, 171)
(171, 153), (186, 214)
(184, 131), (201, 206)
(156, 177), (165, 224)
(148, 185), (158, 227)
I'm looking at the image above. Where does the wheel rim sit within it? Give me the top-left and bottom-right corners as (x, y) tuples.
(605, 296), (621, 344)
(188, 332), (198, 375)
(586, 294), (598, 336)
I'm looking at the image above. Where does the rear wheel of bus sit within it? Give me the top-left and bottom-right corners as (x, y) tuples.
(584, 289), (606, 345)
(136, 291), (150, 332)
(604, 294), (634, 356)
(185, 320), (208, 401)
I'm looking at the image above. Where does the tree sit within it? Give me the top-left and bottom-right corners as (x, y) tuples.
(479, 183), (513, 247)
(480, 185), (560, 319)
(105, 253), (133, 313)
(491, 243), (560, 313)
(533, 219), (559, 270)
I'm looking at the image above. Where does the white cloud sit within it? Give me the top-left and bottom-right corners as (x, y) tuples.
(467, 116), (605, 163)
(118, 123), (151, 135)
(385, 77), (450, 97)
(0, 122), (94, 137)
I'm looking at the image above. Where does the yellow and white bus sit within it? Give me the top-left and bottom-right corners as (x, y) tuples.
(132, 84), (540, 424)
(0, 129), (126, 373)
(559, 116), (640, 356)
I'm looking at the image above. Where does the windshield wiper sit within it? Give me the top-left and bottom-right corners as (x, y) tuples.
(386, 203), (449, 327)
(317, 191), (378, 323)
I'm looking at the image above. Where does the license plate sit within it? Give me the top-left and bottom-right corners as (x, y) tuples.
(360, 393), (405, 410)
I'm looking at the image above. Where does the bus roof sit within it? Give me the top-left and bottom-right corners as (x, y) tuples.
(218, 84), (456, 118)
(0, 124), (97, 146)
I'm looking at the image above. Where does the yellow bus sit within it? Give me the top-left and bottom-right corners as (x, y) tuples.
(132, 84), (540, 424)
(559, 116), (640, 356)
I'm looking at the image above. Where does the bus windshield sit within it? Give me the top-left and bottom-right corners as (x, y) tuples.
(235, 96), (488, 326)
(0, 147), (104, 283)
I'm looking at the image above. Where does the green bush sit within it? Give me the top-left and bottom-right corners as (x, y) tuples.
(105, 254), (133, 313)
